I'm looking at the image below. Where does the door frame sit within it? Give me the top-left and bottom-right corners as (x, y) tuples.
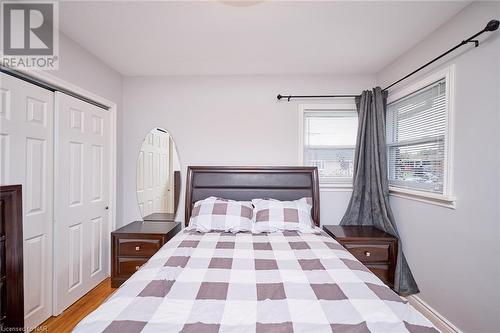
(11, 68), (117, 315)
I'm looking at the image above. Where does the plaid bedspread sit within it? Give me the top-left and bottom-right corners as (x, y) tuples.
(73, 230), (438, 333)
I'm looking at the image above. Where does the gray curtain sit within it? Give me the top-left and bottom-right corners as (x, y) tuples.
(340, 87), (419, 296)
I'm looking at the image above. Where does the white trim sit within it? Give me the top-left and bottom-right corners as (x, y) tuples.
(445, 66), (455, 200)
(389, 186), (455, 203)
(387, 65), (455, 204)
(52, 93), (61, 316)
(8, 68), (118, 314)
(389, 189), (456, 209)
(299, 103), (357, 111)
(298, 103), (357, 186)
(407, 295), (463, 333)
(320, 185), (353, 192)
(387, 66), (452, 104)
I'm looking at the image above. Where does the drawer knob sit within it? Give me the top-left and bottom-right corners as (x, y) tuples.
(135, 265), (140, 271)
(365, 251), (371, 257)
(135, 246), (140, 251)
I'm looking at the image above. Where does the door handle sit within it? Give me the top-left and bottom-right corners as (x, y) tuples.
(105, 206), (109, 210)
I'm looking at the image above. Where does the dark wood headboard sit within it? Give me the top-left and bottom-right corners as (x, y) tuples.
(184, 166), (320, 226)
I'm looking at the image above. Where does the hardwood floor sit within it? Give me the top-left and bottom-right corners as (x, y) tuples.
(37, 278), (116, 333)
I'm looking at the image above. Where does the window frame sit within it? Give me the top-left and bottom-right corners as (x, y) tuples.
(298, 103), (358, 190)
(386, 66), (456, 207)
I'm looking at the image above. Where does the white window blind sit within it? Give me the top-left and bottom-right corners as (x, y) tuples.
(303, 110), (358, 184)
(386, 78), (447, 194)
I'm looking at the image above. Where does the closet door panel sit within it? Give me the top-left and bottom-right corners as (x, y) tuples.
(91, 144), (103, 201)
(24, 235), (46, 313)
(0, 73), (54, 329)
(90, 216), (103, 275)
(54, 92), (110, 314)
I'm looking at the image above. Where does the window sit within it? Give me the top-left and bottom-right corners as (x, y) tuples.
(300, 105), (358, 186)
(386, 67), (454, 202)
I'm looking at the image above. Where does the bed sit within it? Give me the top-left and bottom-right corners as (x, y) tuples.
(73, 167), (438, 333)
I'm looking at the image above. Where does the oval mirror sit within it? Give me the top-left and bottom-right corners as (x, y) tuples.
(136, 127), (181, 222)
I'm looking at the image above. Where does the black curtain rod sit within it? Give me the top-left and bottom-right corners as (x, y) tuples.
(277, 19), (499, 102)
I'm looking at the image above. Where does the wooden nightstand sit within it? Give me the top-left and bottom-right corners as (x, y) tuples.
(111, 221), (181, 287)
(143, 213), (176, 222)
(323, 225), (398, 289)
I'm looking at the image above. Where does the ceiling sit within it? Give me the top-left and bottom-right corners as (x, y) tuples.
(58, 1), (470, 76)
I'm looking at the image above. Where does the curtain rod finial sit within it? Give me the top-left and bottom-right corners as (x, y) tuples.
(277, 94), (283, 100)
(485, 19), (499, 31)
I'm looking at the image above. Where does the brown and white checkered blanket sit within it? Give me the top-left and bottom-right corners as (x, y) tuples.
(73, 230), (438, 333)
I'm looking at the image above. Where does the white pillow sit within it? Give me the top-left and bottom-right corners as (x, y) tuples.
(251, 197), (317, 233)
(188, 197), (253, 233)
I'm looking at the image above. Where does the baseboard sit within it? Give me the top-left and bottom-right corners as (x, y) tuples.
(407, 295), (463, 333)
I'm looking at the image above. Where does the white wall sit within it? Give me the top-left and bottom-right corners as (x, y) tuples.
(376, 2), (500, 332)
(48, 33), (122, 105)
(121, 74), (374, 225)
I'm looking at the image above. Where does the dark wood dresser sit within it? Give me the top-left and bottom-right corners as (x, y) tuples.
(323, 225), (398, 289)
(0, 185), (24, 330)
(111, 221), (181, 287)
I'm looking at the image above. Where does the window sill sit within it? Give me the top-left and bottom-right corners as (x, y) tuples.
(389, 187), (456, 209)
(320, 183), (353, 191)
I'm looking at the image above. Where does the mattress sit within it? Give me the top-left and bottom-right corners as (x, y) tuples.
(73, 230), (438, 333)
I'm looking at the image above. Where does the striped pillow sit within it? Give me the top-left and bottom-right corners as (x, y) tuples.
(189, 197), (253, 233)
(252, 197), (316, 233)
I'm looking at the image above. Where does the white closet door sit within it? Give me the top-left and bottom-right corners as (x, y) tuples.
(0, 73), (54, 329)
(53, 92), (110, 314)
(136, 129), (170, 216)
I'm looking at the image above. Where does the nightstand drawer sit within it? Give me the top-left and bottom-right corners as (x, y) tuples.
(117, 258), (148, 275)
(112, 221), (181, 288)
(365, 263), (390, 284)
(343, 243), (389, 262)
(118, 239), (161, 257)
